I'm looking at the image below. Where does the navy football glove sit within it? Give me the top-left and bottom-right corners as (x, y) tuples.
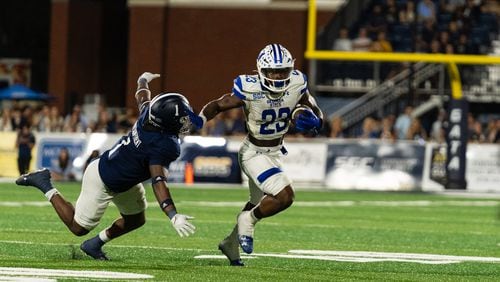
(187, 110), (205, 129)
(295, 110), (321, 134)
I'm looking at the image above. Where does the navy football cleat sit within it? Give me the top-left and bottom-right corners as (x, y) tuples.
(218, 239), (244, 266)
(15, 168), (53, 193)
(238, 235), (254, 254)
(80, 238), (109, 261)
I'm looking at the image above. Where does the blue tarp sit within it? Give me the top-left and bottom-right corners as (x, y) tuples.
(0, 84), (51, 100)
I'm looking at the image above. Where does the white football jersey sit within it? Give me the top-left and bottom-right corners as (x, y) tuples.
(232, 70), (308, 140)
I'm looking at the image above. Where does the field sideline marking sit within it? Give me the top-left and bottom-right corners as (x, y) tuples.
(0, 200), (498, 208)
(0, 267), (152, 279)
(195, 250), (500, 265)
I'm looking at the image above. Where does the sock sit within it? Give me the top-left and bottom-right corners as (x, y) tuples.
(44, 188), (59, 201)
(98, 229), (111, 243)
(249, 208), (261, 223)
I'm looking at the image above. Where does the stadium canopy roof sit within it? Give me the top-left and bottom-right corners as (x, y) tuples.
(0, 84), (52, 100)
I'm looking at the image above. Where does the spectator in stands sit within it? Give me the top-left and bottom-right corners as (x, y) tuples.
(49, 106), (64, 132)
(455, 33), (473, 54)
(417, 0), (437, 23)
(332, 27), (352, 51)
(63, 104), (88, 132)
(366, 4), (387, 36)
(10, 108), (22, 131)
(352, 27), (372, 51)
(447, 20), (461, 44)
(443, 0), (466, 13)
(20, 106), (33, 128)
(431, 109), (446, 143)
(35, 105), (51, 132)
(0, 108), (13, 131)
(201, 113), (226, 136)
(16, 124), (35, 175)
(406, 118), (427, 141)
(224, 108), (246, 136)
(394, 106), (413, 140)
(399, 0), (416, 25)
(50, 147), (76, 181)
(329, 116), (345, 138)
(384, 0), (399, 26)
(429, 39), (442, 53)
(460, 0), (481, 28)
(371, 31), (393, 52)
(438, 31), (451, 49)
(420, 19), (437, 49)
(107, 112), (118, 133)
(469, 120), (486, 143)
(487, 119), (500, 143)
(379, 115), (396, 141)
(359, 117), (380, 139)
(118, 108), (136, 133)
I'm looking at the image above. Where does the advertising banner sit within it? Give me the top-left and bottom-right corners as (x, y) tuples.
(445, 99), (468, 189)
(168, 137), (241, 184)
(281, 142), (328, 183)
(423, 143), (500, 192)
(325, 140), (425, 191)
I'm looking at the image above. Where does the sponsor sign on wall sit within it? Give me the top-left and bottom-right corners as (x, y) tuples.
(281, 142), (328, 183)
(325, 140), (425, 191)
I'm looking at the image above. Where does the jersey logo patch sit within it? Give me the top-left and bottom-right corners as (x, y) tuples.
(252, 93), (266, 99)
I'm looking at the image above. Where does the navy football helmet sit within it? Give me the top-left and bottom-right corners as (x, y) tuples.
(147, 93), (193, 134)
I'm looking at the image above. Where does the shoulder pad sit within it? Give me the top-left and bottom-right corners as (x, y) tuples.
(232, 75), (262, 100)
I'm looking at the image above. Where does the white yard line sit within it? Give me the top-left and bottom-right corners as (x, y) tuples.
(196, 250), (500, 265)
(0, 267), (152, 279)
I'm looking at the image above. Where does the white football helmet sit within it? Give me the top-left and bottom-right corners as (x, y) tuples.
(256, 44), (295, 98)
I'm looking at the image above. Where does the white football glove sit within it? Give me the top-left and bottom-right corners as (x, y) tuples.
(137, 72), (160, 84)
(170, 214), (196, 237)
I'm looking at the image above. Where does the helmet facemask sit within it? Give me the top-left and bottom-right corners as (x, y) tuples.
(178, 115), (192, 135)
(256, 44), (295, 99)
(259, 67), (293, 98)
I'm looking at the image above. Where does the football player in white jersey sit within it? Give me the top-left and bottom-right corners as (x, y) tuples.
(188, 44), (323, 266)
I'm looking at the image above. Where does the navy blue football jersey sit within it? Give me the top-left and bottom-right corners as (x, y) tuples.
(98, 105), (180, 192)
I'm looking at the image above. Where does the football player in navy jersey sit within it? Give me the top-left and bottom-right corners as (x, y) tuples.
(188, 44), (323, 266)
(16, 72), (196, 260)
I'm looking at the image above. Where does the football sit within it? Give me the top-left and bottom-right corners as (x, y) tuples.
(291, 104), (313, 125)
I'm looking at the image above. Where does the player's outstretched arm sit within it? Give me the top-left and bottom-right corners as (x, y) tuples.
(135, 72), (160, 111)
(149, 164), (195, 237)
(188, 93), (244, 129)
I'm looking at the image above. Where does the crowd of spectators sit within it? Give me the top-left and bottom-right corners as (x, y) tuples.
(332, 0), (499, 54)
(0, 103), (138, 134)
(322, 107), (500, 143)
(0, 101), (498, 144)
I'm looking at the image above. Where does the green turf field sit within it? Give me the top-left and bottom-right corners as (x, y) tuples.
(0, 181), (499, 281)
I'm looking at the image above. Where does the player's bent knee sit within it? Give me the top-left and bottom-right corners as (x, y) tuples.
(277, 186), (294, 209)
